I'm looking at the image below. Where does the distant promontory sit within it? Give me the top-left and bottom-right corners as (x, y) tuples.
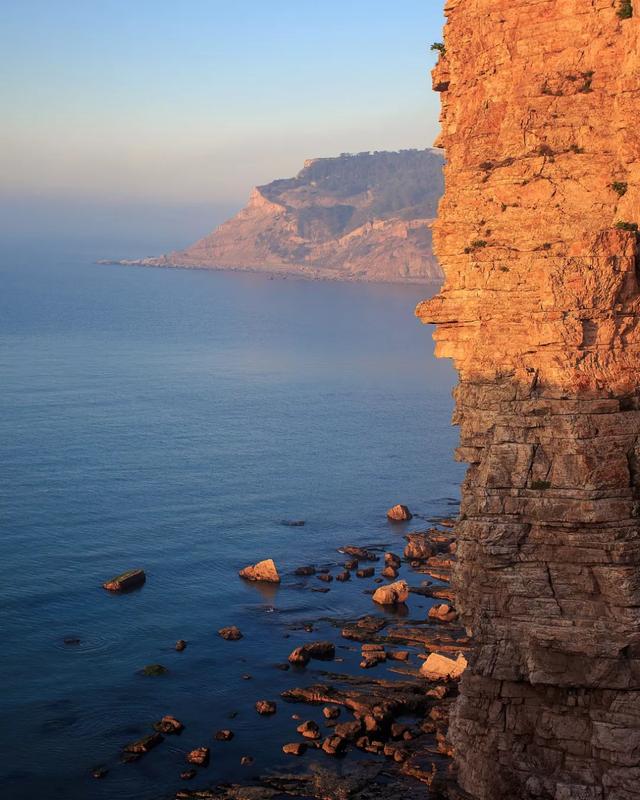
(113, 149), (444, 283)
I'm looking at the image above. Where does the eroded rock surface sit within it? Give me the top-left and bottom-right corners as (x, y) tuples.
(417, 3), (640, 798)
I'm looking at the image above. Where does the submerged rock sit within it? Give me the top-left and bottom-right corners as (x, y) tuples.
(123, 732), (163, 755)
(386, 504), (412, 522)
(140, 663), (168, 677)
(336, 571), (351, 582)
(239, 559), (281, 583)
(281, 519), (305, 527)
(372, 580), (409, 605)
(214, 729), (234, 741)
(294, 565), (316, 576)
(102, 568), (146, 592)
(356, 567), (375, 578)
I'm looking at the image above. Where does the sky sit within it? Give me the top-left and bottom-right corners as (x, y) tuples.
(0, 0), (444, 249)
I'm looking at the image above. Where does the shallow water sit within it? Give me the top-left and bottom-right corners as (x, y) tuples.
(0, 246), (463, 799)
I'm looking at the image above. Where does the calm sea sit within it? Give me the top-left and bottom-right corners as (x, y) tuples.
(0, 243), (463, 799)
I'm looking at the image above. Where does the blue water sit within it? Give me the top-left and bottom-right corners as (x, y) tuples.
(0, 246), (462, 799)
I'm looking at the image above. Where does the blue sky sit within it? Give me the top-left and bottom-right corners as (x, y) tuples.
(1, 0), (444, 237)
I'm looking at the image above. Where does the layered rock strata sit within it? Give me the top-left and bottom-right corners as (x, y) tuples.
(134, 150), (444, 283)
(417, 2), (640, 798)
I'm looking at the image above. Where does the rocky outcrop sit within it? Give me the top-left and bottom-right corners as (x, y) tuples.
(417, 2), (640, 798)
(132, 150), (444, 283)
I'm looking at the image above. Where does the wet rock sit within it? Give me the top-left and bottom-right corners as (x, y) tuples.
(91, 766), (108, 779)
(288, 646), (310, 666)
(140, 663), (168, 677)
(123, 732), (163, 755)
(335, 571), (351, 582)
(276, 662), (290, 670)
(344, 559), (359, 570)
(419, 652), (468, 680)
(388, 650), (410, 661)
(294, 565), (316, 576)
(154, 715), (184, 734)
(238, 559), (280, 583)
(340, 546), (379, 561)
(186, 746), (210, 766)
(386, 504), (412, 522)
(297, 720), (321, 739)
(180, 769), (196, 780)
(283, 741), (307, 755)
(218, 625), (243, 641)
(102, 568), (146, 592)
(240, 755), (253, 765)
(255, 700), (277, 715)
(381, 566), (398, 579)
(428, 603), (458, 623)
(372, 580), (409, 605)
(403, 533), (433, 561)
(304, 641), (335, 660)
(385, 552), (402, 567)
(334, 720), (362, 739)
(322, 734), (346, 755)
(323, 705), (341, 719)
(175, 639), (187, 651)
(356, 567), (375, 578)
(341, 615), (387, 641)
(317, 573), (333, 583)
(241, 673), (252, 680)
(289, 641), (335, 666)
(214, 729), (234, 741)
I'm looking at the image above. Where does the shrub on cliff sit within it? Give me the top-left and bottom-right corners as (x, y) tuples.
(617, 1), (633, 19)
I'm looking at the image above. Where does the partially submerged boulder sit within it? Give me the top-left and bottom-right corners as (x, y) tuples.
(428, 603), (458, 623)
(218, 625), (243, 640)
(386, 504), (412, 522)
(123, 732), (163, 755)
(103, 568), (146, 592)
(185, 746), (209, 766)
(255, 700), (277, 715)
(419, 652), (468, 680)
(288, 640), (335, 666)
(153, 715), (183, 734)
(239, 559), (280, 583)
(372, 580), (409, 605)
(403, 533), (433, 561)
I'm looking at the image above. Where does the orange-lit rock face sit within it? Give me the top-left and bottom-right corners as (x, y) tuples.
(418, 2), (640, 798)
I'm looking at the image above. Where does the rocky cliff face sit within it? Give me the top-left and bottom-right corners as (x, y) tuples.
(417, 1), (640, 798)
(146, 150), (444, 283)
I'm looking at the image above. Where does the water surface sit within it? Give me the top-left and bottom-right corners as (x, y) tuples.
(0, 248), (463, 799)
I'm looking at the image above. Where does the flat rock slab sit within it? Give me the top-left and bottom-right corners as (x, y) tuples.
(103, 568), (146, 592)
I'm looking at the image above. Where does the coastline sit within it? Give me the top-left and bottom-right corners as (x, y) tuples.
(96, 258), (444, 287)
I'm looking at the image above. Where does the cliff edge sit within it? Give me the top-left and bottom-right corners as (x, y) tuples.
(418, 1), (640, 798)
(139, 149), (444, 283)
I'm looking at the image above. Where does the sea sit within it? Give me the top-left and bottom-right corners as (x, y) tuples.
(0, 237), (463, 799)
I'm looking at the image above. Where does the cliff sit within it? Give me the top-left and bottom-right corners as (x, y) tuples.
(141, 150), (444, 283)
(417, 1), (640, 798)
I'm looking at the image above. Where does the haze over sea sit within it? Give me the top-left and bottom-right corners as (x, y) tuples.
(0, 233), (462, 799)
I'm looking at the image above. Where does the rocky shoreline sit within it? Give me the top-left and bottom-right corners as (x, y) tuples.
(96, 507), (467, 799)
